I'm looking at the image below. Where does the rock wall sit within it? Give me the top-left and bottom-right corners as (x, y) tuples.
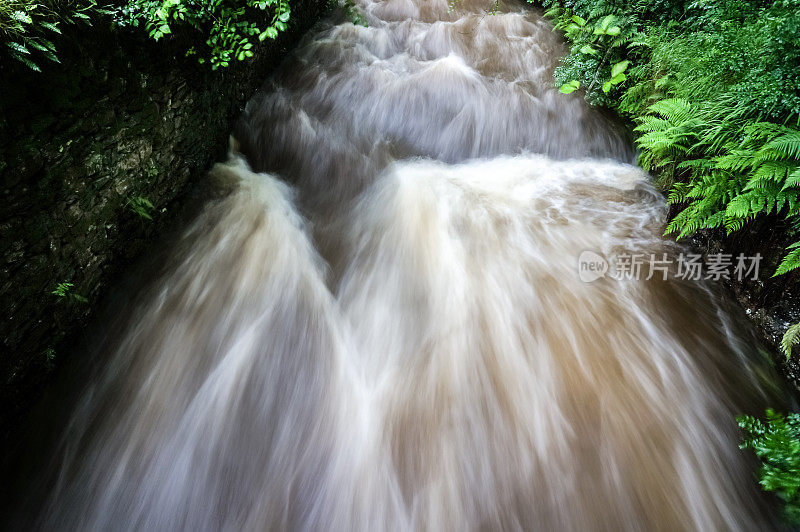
(0, 1), (326, 437)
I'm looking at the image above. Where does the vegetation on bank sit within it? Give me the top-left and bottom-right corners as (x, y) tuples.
(538, 0), (800, 522)
(1, 0), (294, 71)
(540, 0), (800, 273)
(0, 0), (99, 71)
(738, 410), (800, 522)
(115, 0), (291, 69)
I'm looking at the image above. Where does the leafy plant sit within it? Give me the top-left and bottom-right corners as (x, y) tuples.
(738, 409), (800, 523)
(51, 281), (73, 297)
(541, 3), (646, 104)
(650, 115), (800, 275)
(51, 281), (88, 303)
(115, 0), (292, 69)
(127, 195), (155, 220)
(341, 0), (366, 26)
(43, 347), (56, 369)
(541, 0), (800, 278)
(782, 322), (800, 360)
(0, 0), (100, 71)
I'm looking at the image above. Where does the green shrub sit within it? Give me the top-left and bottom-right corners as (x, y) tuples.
(539, 0), (800, 276)
(114, 0), (292, 69)
(738, 409), (800, 523)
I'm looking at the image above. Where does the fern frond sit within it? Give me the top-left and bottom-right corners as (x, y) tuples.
(715, 151), (755, 172)
(775, 241), (800, 276)
(766, 132), (800, 160)
(668, 182), (691, 203)
(724, 217), (747, 233)
(747, 162), (792, 186)
(744, 122), (788, 141)
(677, 158), (714, 172)
(782, 167), (800, 191)
(647, 98), (693, 125)
(634, 116), (672, 133)
(782, 322), (800, 360)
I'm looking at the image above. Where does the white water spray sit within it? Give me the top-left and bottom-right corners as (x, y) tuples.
(28, 0), (780, 529)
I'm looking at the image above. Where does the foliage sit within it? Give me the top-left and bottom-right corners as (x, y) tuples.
(1, 0), (296, 72)
(782, 322), (800, 360)
(51, 281), (73, 297)
(340, 0), (366, 26)
(540, 0), (800, 277)
(738, 409), (800, 523)
(127, 195), (155, 220)
(115, 0), (292, 69)
(543, 5), (640, 101)
(51, 281), (88, 303)
(43, 347), (56, 368)
(0, 0), (100, 71)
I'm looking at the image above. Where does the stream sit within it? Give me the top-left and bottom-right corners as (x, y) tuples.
(12, 0), (786, 529)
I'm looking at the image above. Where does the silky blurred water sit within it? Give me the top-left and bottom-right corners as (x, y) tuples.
(19, 0), (786, 530)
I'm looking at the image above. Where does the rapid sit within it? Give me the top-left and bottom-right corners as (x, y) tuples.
(10, 0), (787, 529)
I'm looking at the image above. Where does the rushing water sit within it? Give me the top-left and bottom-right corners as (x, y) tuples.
(10, 0), (788, 529)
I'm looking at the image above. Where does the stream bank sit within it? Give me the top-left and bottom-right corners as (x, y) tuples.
(0, 0), (328, 443)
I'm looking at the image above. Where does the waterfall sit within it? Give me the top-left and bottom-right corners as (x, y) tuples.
(20, 0), (781, 529)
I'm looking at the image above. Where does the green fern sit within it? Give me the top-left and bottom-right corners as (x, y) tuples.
(1, 0), (97, 71)
(544, 0), (800, 277)
(775, 242), (800, 277)
(782, 322), (800, 360)
(738, 409), (800, 524)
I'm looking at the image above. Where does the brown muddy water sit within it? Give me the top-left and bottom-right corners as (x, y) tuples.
(5, 0), (791, 530)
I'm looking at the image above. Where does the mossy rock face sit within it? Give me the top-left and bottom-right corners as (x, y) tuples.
(0, 0), (327, 441)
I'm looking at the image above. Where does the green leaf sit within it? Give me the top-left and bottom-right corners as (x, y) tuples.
(42, 50), (60, 63)
(10, 10), (33, 24)
(782, 168), (800, 191)
(278, 10), (290, 22)
(571, 15), (586, 26)
(610, 73), (627, 85)
(611, 60), (630, 78)
(782, 322), (800, 360)
(39, 21), (61, 34)
(606, 26), (621, 36)
(579, 44), (597, 56)
(775, 242), (800, 276)
(12, 54), (41, 71)
(602, 81), (613, 93)
(6, 41), (30, 55)
(559, 80), (580, 94)
(27, 40), (51, 52)
(40, 38), (56, 52)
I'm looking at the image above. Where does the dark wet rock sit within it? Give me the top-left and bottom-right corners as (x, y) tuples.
(0, 0), (327, 440)
(690, 225), (800, 387)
